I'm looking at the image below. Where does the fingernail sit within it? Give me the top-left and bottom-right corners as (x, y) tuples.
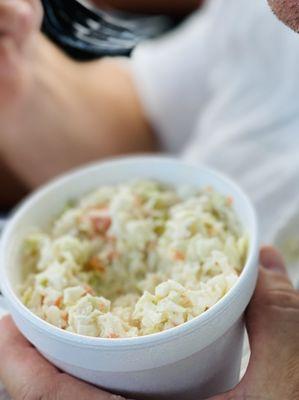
(260, 246), (287, 274)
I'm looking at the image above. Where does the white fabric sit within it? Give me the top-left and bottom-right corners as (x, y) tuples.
(131, 0), (299, 284)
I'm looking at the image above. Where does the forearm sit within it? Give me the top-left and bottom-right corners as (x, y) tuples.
(92, 0), (202, 16)
(0, 35), (155, 189)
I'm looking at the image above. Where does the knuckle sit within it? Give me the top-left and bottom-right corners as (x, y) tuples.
(0, 1), (37, 33)
(26, 0), (44, 27)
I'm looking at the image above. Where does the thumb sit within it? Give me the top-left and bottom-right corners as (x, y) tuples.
(256, 245), (293, 290)
(205, 247), (299, 400)
(242, 247), (299, 392)
(249, 246), (294, 313)
(246, 246), (295, 345)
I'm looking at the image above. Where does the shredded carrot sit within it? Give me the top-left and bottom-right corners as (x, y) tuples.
(173, 250), (185, 261)
(108, 333), (120, 339)
(54, 296), (63, 308)
(98, 303), (106, 312)
(61, 311), (68, 329)
(61, 311), (68, 321)
(91, 216), (111, 234)
(93, 205), (109, 211)
(87, 256), (106, 273)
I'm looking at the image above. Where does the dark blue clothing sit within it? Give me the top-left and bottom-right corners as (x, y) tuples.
(41, 0), (174, 60)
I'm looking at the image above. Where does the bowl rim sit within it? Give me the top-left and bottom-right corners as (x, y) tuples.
(0, 155), (259, 349)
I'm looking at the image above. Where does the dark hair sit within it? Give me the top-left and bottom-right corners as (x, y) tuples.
(41, 0), (174, 60)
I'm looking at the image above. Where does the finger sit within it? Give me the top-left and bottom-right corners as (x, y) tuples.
(246, 246), (299, 357)
(0, 1), (36, 48)
(0, 35), (32, 107)
(204, 250), (297, 399)
(260, 245), (288, 275)
(247, 247), (297, 331)
(233, 248), (299, 399)
(252, 246), (294, 306)
(0, 316), (126, 400)
(0, 36), (22, 76)
(246, 247), (292, 348)
(0, 0), (41, 47)
(23, 0), (44, 31)
(0, 316), (59, 399)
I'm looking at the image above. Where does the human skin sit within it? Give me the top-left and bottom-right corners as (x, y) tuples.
(1, 0), (298, 204)
(268, 0), (299, 32)
(0, 0), (204, 203)
(0, 246), (298, 400)
(0, 0), (156, 192)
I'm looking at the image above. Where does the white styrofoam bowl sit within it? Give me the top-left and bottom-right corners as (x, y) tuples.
(0, 156), (259, 400)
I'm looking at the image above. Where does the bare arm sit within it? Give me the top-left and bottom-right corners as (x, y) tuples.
(0, 34), (156, 189)
(92, 0), (202, 16)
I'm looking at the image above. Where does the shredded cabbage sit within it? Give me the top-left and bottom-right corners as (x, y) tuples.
(19, 180), (247, 338)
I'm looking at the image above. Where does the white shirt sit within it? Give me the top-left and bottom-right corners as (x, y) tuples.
(131, 0), (299, 284)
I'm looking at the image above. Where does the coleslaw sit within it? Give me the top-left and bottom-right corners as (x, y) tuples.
(20, 180), (247, 338)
